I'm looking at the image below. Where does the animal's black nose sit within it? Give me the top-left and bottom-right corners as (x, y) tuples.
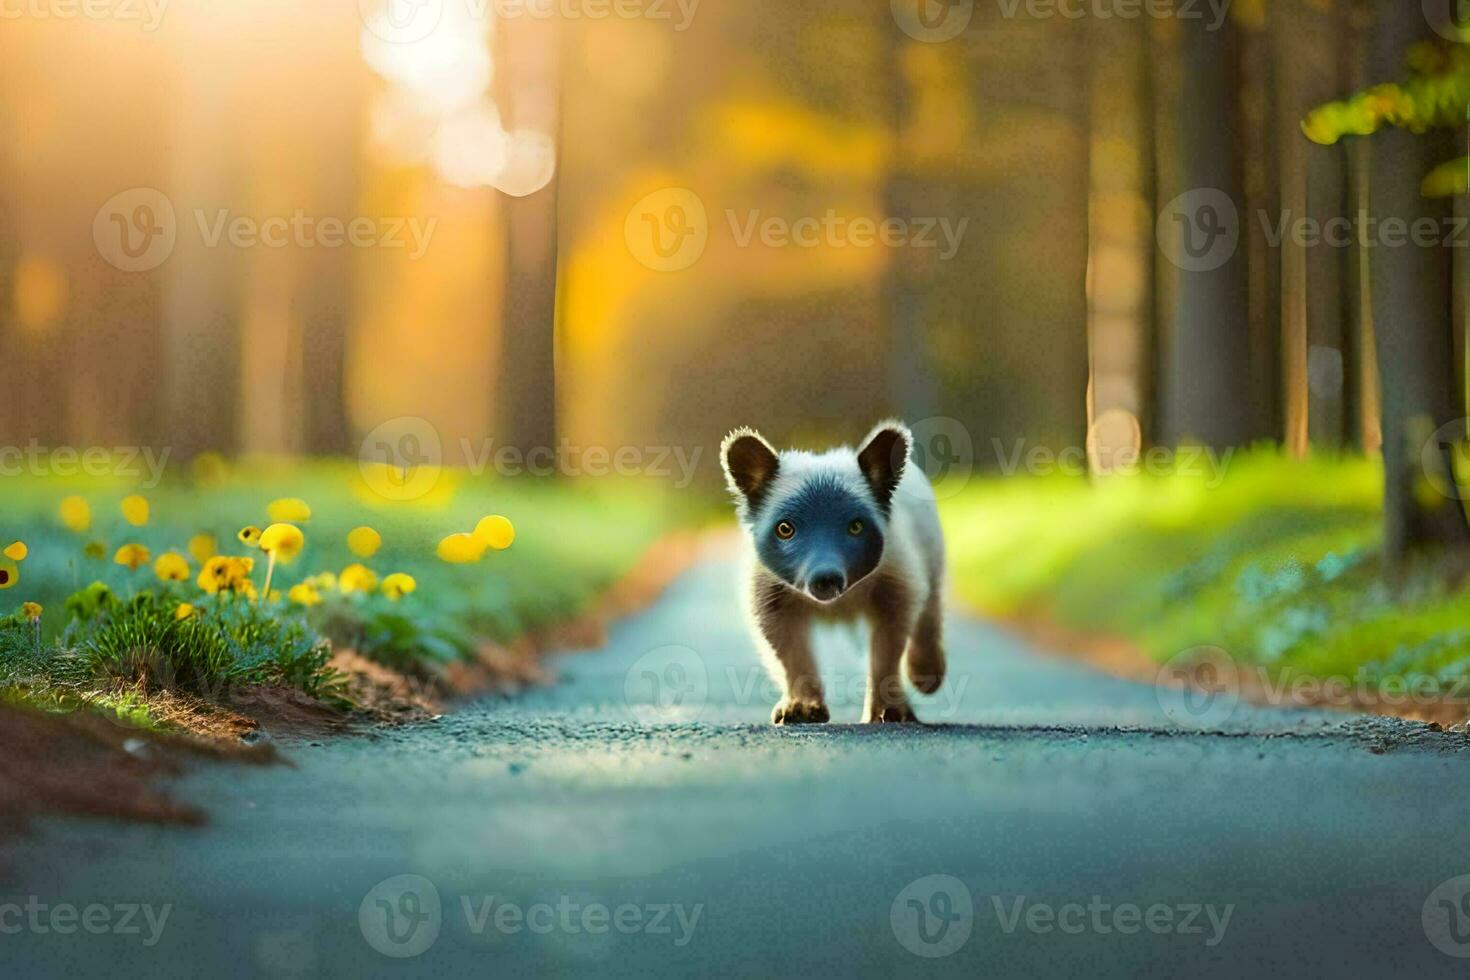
(809, 571), (846, 601)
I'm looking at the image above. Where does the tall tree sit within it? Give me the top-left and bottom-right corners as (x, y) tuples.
(1164, 14), (1256, 449)
(492, 16), (562, 458)
(1365, 1), (1470, 572)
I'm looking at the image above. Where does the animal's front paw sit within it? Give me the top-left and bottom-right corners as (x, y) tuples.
(772, 699), (830, 725)
(862, 702), (919, 724)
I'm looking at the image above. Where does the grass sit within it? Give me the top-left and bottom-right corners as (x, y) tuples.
(0, 458), (696, 727)
(940, 450), (1470, 697)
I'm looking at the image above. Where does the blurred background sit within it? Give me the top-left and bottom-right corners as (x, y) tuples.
(1, 0), (1467, 534)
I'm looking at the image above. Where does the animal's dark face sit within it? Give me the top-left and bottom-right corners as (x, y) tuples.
(721, 423), (911, 604)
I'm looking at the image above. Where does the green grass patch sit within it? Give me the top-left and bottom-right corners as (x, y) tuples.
(0, 460), (695, 725)
(941, 449), (1470, 696)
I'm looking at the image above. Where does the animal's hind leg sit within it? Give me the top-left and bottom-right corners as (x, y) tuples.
(904, 592), (946, 695)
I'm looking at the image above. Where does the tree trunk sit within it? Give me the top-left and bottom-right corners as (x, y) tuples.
(1367, 3), (1470, 572)
(1164, 15), (1255, 450)
(493, 16), (561, 458)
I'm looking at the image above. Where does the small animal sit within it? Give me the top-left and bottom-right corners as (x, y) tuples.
(720, 421), (946, 724)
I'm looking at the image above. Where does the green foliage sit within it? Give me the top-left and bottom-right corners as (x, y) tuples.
(1303, 42), (1470, 195)
(938, 452), (1470, 693)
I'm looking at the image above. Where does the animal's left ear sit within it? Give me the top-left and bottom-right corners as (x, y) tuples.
(856, 420), (912, 513)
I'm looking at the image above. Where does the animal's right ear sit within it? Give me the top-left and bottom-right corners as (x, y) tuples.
(721, 428), (780, 510)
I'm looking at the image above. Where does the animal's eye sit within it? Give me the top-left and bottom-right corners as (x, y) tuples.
(775, 521), (796, 540)
(848, 519), (864, 536)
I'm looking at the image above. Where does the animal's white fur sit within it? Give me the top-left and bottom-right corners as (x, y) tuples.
(724, 421), (947, 724)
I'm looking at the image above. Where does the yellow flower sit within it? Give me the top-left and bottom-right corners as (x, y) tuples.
(121, 494), (149, 527)
(59, 495), (91, 533)
(347, 526), (382, 558)
(83, 540), (107, 561)
(175, 602), (197, 621)
(239, 580), (259, 601)
(154, 552), (190, 583)
(0, 558), (16, 590)
(21, 602), (41, 623)
(288, 582), (323, 607)
(4, 541), (27, 562)
(474, 515), (515, 551)
(259, 523), (305, 563)
(238, 526), (263, 547)
(198, 556), (255, 594)
(188, 533), (218, 564)
(267, 498), (312, 523)
(114, 543), (151, 571)
(437, 532), (486, 564)
(191, 452), (229, 487)
(381, 573), (417, 600)
(339, 563), (379, 593)
(309, 571), (338, 591)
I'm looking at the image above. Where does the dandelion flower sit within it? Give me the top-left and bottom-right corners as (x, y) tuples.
(238, 526), (263, 548)
(381, 573), (417, 600)
(198, 556), (255, 594)
(59, 496), (91, 533)
(309, 571), (338, 591)
(339, 563), (379, 593)
(114, 543), (151, 571)
(175, 602), (197, 621)
(474, 515), (515, 551)
(260, 524), (305, 563)
(154, 552), (190, 583)
(0, 558), (16, 590)
(21, 602), (41, 622)
(288, 582), (323, 607)
(437, 532), (486, 564)
(4, 541), (27, 562)
(267, 498), (312, 523)
(188, 533), (218, 564)
(83, 540), (107, 561)
(121, 495), (149, 527)
(347, 526), (382, 558)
